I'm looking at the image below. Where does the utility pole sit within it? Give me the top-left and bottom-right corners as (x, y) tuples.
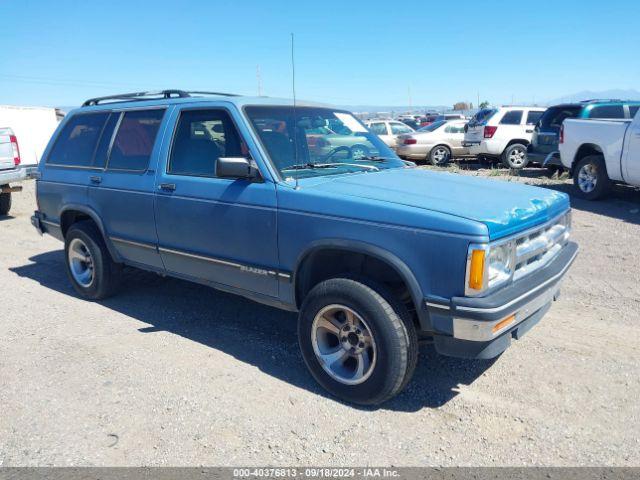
(256, 65), (262, 96)
(477, 91), (480, 109)
(408, 86), (412, 112)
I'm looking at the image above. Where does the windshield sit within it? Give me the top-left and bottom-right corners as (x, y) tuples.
(245, 106), (407, 179)
(417, 120), (447, 132)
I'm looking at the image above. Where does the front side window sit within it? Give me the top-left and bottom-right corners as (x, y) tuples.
(107, 109), (165, 171)
(245, 106), (405, 179)
(588, 105), (624, 119)
(169, 109), (246, 177)
(47, 112), (109, 167)
(500, 110), (523, 125)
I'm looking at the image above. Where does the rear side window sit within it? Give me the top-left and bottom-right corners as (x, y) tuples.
(47, 112), (109, 167)
(629, 105), (639, 118)
(588, 105), (624, 119)
(500, 110), (523, 125)
(107, 109), (165, 171)
(92, 113), (120, 168)
(526, 110), (544, 125)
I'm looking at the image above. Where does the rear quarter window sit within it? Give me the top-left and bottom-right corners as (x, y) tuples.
(588, 105), (625, 119)
(46, 112), (109, 167)
(499, 110), (523, 125)
(629, 105), (639, 118)
(526, 110), (545, 125)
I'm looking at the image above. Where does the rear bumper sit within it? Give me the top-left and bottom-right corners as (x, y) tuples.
(527, 147), (563, 167)
(396, 144), (430, 159)
(0, 166), (27, 185)
(425, 241), (578, 359)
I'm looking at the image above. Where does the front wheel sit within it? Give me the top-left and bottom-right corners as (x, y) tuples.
(298, 277), (418, 405)
(573, 155), (611, 200)
(429, 145), (451, 166)
(350, 144), (370, 160)
(502, 143), (529, 169)
(0, 190), (11, 216)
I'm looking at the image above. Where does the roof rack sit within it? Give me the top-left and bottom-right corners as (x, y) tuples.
(82, 89), (239, 107)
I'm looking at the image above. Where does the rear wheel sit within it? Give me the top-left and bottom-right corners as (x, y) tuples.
(502, 143), (529, 169)
(298, 277), (418, 405)
(573, 155), (611, 200)
(429, 145), (451, 166)
(0, 190), (11, 216)
(64, 221), (121, 300)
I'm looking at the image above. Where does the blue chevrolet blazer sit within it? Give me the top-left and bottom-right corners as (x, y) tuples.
(31, 90), (578, 405)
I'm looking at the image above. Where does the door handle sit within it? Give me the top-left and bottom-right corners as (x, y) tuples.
(159, 183), (176, 192)
(89, 175), (102, 184)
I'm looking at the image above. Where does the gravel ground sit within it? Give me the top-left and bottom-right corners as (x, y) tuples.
(1, 169), (639, 467)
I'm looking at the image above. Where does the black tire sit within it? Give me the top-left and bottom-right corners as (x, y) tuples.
(429, 145), (452, 166)
(572, 155), (611, 200)
(501, 143), (529, 169)
(0, 191), (11, 216)
(64, 221), (121, 300)
(298, 277), (418, 405)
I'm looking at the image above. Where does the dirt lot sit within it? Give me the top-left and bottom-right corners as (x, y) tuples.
(1, 167), (639, 467)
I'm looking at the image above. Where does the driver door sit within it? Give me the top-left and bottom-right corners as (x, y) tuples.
(154, 106), (279, 297)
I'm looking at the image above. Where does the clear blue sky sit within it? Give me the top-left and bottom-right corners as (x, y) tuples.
(2, 0), (639, 107)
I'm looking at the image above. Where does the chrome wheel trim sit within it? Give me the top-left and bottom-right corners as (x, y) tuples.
(433, 147), (449, 163)
(68, 238), (95, 287)
(578, 164), (597, 193)
(311, 304), (377, 385)
(508, 147), (526, 167)
(351, 146), (368, 160)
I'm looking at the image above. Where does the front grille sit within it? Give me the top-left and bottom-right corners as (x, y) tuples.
(513, 212), (571, 281)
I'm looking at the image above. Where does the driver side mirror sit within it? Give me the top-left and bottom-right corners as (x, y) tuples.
(215, 157), (260, 180)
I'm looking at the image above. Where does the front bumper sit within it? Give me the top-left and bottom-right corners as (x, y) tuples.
(425, 241), (578, 359)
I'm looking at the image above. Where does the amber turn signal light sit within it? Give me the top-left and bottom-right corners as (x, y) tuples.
(468, 249), (485, 290)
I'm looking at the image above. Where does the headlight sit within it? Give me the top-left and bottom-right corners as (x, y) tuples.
(465, 240), (515, 296)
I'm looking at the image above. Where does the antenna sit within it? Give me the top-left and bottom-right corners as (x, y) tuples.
(291, 32), (300, 189)
(256, 64), (262, 96)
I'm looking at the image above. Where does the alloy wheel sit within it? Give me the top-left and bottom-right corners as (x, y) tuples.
(311, 304), (377, 385)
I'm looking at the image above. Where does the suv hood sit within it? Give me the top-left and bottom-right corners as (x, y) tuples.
(301, 168), (569, 240)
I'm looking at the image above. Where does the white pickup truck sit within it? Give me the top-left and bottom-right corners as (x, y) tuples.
(559, 110), (640, 200)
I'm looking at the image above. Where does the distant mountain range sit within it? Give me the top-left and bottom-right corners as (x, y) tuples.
(545, 89), (640, 105)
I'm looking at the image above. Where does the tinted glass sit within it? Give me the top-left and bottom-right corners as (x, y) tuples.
(169, 109), (246, 177)
(390, 123), (413, 134)
(47, 112), (109, 166)
(418, 120), (446, 132)
(369, 123), (387, 135)
(526, 110), (544, 125)
(630, 106), (640, 118)
(539, 106), (581, 129)
(108, 109), (165, 171)
(500, 110), (523, 125)
(92, 113), (120, 168)
(469, 109), (496, 126)
(588, 105), (624, 119)
(245, 106), (404, 179)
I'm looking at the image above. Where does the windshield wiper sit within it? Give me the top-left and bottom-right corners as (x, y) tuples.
(282, 162), (379, 171)
(355, 156), (394, 162)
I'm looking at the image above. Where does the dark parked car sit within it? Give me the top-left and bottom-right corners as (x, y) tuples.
(528, 100), (640, 169)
